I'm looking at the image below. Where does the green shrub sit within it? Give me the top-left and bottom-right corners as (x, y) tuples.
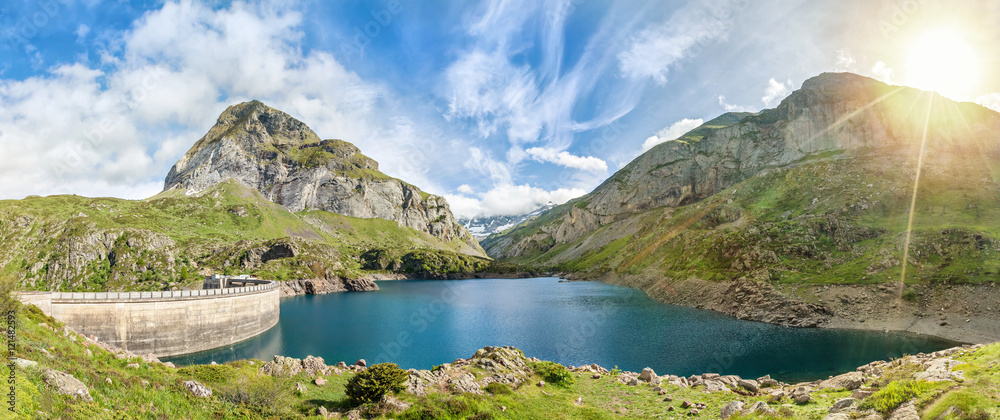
(345, 363), (410, 403)
(217, 374), (294, 418)
(483, 382), (512, 395)
(860, 380), (934, 415)
(902, 288), (918, 302)
(609, 366), (621, 377)
(529, 361), (575, 387)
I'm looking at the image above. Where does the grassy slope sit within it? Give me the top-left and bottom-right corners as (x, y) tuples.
(505, 149), (1000, 286)
(8, 302), (1000, 419)
(0, 180), (487, 292)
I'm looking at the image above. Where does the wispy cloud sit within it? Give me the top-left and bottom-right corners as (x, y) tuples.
(641, 118), (704, 153)
(525, 147), (607, 172)
(445, 183), (587, 219)
(618, 0), (741, 85)
(762, 78), (791, 108)
(871, 61), (894, 84)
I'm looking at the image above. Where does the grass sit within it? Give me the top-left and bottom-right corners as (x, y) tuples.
(0, 179), (483, 292)
(493, 149), (1000, 287)
(10, 300), (1000, 419)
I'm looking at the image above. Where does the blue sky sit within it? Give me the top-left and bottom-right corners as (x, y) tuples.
(1, 0), (998, 218)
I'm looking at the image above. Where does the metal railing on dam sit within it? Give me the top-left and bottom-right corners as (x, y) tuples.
(45, 282), (277, 302)
(20, 282), (281, 358)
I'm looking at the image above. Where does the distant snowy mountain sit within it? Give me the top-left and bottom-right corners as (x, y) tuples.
(459, 202), (555, 240)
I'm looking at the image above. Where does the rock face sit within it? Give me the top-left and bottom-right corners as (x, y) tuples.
(165, 100), (483, 256)
(483, 72), (1000, 260)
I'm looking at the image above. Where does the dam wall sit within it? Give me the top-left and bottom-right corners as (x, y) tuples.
(19, 283), (280, 357)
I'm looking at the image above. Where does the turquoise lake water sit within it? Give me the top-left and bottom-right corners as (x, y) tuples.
(164, 277), (956, 382)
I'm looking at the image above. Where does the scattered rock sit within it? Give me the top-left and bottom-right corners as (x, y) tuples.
(448, 373), (481, 394)
(829, 397), (857, 414)
(314, 377), (326, 386)
(336, 361), (348, 369)
(12, 358), (38, 370)
(163, 362), (176, 369)
(43, 369), (93, 402)
(592, 373), (601, 380)
(537, 380), (546, 387)
(355, 359), (367, 368)
(639, 367), (657, 382)
(126, 363), (140, 369)
(915, 358), (965, 382)
(747, 401), (776, 416)
(317, 406), (329, 418)
(303, 355), (330, 376)
(295, 383), (307, 395)
(260, 355), (303, 376)
(888, 401), (919, 420)
(737, 379), (759, 393)
(183, 380), (212, 398)
(105, 377), (113, 385)
(720, 401), (745, 419)
(819, 371), (864, 390)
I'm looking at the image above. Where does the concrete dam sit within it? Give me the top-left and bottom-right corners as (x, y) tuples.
(20, 282), (280, 357)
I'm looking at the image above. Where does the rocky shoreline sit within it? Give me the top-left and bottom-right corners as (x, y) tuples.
(277, 271), (545, 297)
(572, 271), (1000, 344)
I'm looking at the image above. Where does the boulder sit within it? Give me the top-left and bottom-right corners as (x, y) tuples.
(183, 380), (212, 398)
(737, 379), (759, 393)
(314, 377), (327, 386)
(639, 367), (657, 382)
(914, 358), (965, 382)
(355, 359), (367, 368)
(448, 373), (481, 394)
(819, 371), (864, 390)
(829, 397), (857, 414)
(43, 369), (93, 402)
(302, 355), (330, 376)
(260, 355), (303, 376)
(888, 401), (920, 420)
(703, 379), (730, 393)
(747, 401), (777, 416)
(720, 401), (745, 419)
(12, 358), (38, 370)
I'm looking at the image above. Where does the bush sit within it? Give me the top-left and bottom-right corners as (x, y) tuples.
(483, 382), (512, 395)
(529, 361), (575, 387)
(859, 380), (933, 415)
(902, 288), (918, 302)
(217, 374), (294, 418)
(609, 366), (621, 377)
(346, 363), (410, 403)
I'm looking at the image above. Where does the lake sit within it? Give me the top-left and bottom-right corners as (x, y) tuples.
(164, 277), (956, 382)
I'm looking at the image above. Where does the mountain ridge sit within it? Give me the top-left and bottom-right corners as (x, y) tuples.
(165, 100), (485, 257)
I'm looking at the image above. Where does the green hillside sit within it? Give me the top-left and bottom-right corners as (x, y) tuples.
(0, 180), (489, 292)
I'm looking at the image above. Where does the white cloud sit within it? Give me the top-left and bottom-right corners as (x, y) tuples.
(641, 118), (703, 152)
(871, 61), (895, 84)
(457, 184), (475, 194)
(75, 24), (90, 43)
(762, 78), (791, 108)
(834, 48), (856, 72)
(0, 0), (446, 200)
(524, 147), (608, 172)
(718, 95), (755, 113)
(977, 93), (1000, 112)
(445, 183), (587, 219)
(618, 0), (739, 85)
(465, 147), (513, 184)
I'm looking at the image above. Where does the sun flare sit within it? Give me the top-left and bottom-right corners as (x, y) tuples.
(905, 30), (980, 100)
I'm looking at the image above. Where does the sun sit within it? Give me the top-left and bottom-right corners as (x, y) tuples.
(905, 29), (980, 100)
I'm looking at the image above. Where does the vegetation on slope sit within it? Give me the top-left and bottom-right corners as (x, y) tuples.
(497, 147), (1000, 287)
(7, 301), (1000, 419)
(0, 180), (490, 292)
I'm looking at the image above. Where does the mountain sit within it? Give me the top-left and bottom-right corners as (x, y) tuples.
(164, 100), (483, 256)
(483, 72), (1000, 328)
(459, 202), (555, 240)
(0, 102), (490, 292)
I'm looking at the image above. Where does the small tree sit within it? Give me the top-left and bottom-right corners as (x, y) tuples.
(345, 363), (410, 404)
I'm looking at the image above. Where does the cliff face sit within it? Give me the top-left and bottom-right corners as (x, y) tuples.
(164, 101), (484, 257)
(484, 72), (1000, 259)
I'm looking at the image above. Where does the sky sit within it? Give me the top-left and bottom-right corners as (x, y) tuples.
(1, 0), (999, 219)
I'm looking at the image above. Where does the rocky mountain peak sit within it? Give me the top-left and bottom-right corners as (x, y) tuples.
(164, 101), (485, 257)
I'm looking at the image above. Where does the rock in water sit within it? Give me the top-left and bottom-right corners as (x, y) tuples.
(163, 100), (483, 256)
(43, 369), (93, 402)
